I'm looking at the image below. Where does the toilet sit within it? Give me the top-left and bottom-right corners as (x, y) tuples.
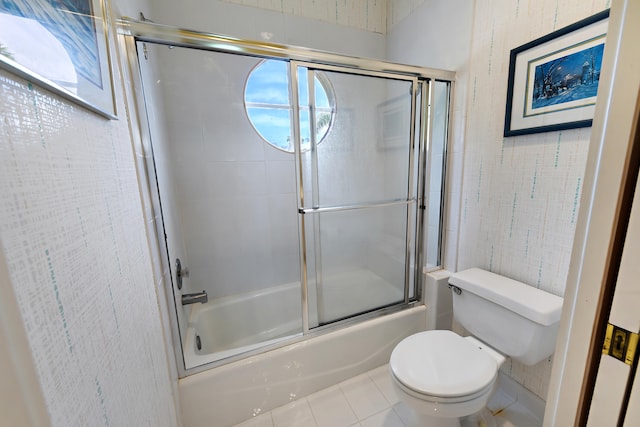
(389, 268), (563, 427)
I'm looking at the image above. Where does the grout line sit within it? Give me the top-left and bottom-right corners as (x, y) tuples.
(338, 374), (391, 423)
(367, 366), (396, 407)
(338, 380), (360, 423)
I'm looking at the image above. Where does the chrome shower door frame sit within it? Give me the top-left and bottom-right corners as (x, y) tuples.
(117, 17), (455, 376)
(289, 60), (424, 332)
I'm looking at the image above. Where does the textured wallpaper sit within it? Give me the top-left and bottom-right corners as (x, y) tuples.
(212, 0), (428, 33)
(0, 68), (176, 426)
(217, 0), (387, 32)
(387, 0), (426, 29)
(458, 0), (611, 398)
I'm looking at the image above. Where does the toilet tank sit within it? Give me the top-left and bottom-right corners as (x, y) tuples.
(449, 268), (563, 366)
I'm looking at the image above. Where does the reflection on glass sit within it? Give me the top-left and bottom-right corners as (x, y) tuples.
(0, 0), (101, 88)
(0, 13), (77, 92)
(244, 60), (334, 152)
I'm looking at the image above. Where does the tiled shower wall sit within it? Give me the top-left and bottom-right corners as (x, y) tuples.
(0, 2), (178, 425)
(458, 0), (611, 399)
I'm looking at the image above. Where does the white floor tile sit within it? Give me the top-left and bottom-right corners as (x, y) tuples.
(271, 399), (318, 427)
(340, 373), (391, 420)
(391, 402), (421, 427)
(233, 364), (543, 427)
(234, 413), (274, 427)
(307, 385), (358, 427)
(360, 408), (406, 427)
(494, 402), (541, 427)
(487, 389), (517, 414)
(368, 365), (401, 406)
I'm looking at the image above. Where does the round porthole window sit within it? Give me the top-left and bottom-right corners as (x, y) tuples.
(244, 60), (335, 152)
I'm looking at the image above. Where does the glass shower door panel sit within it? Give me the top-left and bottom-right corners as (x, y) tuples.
(304, 204), (413, 326)
(424, 81), (451, 269)
(297, 67), (418, 327)
(138, 43), (303, 367)
(299, 71), (415, 208)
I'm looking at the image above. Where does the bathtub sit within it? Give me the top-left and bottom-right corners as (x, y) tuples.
(179, 305), (427, 427)
(183, 269), (408, 369)
(183, 282), (303, 369)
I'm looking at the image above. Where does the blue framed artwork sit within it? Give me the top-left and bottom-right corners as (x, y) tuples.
(0, 0), (116, 118)
(504, 10), (609, 137)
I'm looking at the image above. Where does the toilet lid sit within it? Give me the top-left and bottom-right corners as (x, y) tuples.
(390, 330), (498, 398)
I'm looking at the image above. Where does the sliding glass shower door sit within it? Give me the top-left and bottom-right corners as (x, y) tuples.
(292, 64), (421, 328)
(132, 28), (444, 369)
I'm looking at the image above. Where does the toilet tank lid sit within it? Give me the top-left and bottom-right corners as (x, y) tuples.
(449, 268), (563, 326)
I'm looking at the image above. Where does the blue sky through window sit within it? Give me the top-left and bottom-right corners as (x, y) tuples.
(245, 60), (333, 151)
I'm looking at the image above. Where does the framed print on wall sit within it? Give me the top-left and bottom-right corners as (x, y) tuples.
(504, 10), (609, 137)
(0, 0), (116, 119)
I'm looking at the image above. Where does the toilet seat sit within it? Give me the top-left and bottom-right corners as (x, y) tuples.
(392, 373), (496, 404)
(390, 330), (499, 400)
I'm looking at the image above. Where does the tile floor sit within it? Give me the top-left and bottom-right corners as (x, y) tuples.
(232, 364), (542, 427)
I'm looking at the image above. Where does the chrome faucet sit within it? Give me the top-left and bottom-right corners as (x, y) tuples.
(182, 291), (208, 305)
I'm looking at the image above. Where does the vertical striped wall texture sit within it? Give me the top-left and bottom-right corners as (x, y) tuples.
(387, 0), (426, 29)
(216, 0), (426, 33)
(218, 0), (387, 33)
(0, 69), (176, 425)
(459, 0), (610, 399)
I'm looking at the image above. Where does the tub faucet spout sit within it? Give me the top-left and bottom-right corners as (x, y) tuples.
(182, 291), (208, 305)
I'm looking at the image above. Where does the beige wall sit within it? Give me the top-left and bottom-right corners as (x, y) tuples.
(458, 0), (610, 399)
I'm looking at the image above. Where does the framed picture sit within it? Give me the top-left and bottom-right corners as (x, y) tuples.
(504, 10), (609, 137)
(0, 0), (116, 119)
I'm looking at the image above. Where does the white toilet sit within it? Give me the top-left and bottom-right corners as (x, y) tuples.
(389, 268), (563, 427)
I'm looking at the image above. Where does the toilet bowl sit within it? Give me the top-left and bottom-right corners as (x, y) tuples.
(390, 330), (505, 427)
(389, 268), (564, 427)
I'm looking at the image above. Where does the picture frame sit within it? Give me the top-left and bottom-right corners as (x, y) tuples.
(504, 10), (609, 137)
(0, 0), (117, 119)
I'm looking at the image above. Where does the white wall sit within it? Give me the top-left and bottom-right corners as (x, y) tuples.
(148, 0), (386, 59)
(458, 0), (609, 400)
(386, 0), (473, 272)
(0, 0), (180, 425)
